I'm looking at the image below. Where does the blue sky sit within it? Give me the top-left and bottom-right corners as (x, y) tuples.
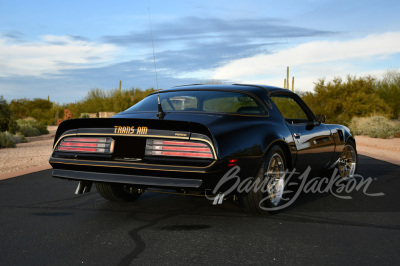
(0, 0), (399, 103)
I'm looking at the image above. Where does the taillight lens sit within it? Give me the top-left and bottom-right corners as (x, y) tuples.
(145, 139), (214, 159)
(56, 137), (114, 154)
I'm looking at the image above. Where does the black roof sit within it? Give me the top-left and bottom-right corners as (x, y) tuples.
(155, 84), (289, 95)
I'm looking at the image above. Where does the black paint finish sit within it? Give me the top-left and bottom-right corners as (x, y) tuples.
(50, 84), (354, 192)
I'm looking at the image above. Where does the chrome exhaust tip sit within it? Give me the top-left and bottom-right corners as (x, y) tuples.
(75, 181), (93, 194)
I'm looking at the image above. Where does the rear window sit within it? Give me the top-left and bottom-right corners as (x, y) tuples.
(125, 90), (266, 114)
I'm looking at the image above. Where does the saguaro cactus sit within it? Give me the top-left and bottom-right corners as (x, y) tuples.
(284, 66), (294, 91)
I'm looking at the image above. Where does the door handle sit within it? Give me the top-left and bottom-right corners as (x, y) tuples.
(293, 133), (301, 139)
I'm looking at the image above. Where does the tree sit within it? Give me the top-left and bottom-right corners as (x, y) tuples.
(302, 76), (392, 125)
(9, 98), (29, 118)
(66, 87), (157, 118)
(375, 69), (400, 119)
(0, 96), (12, 132)
(10, 98), (59, 125)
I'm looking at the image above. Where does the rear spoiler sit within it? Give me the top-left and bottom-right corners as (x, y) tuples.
(55, 118), (213, 146)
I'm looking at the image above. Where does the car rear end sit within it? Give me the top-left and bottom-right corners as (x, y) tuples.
(50, 86), (271, 200)
(49, 118), (222, 191)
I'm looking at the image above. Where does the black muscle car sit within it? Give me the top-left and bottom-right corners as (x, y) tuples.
(49, 84), (357, 213)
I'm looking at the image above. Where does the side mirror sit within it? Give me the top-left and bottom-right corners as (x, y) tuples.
(315, 114), (326, 124)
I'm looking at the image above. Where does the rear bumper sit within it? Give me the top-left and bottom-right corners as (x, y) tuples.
(50, 155), (219, 189)
(52, 169), (202, 188)
(49, 157), (214, 173)
(49, 155), (263, 191)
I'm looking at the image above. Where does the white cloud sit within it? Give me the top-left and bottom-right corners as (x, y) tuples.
(212, 32), (400, 90)
(0, 35), (120, 77)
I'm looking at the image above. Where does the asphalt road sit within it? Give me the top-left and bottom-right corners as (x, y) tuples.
(1, 155), (399, 265)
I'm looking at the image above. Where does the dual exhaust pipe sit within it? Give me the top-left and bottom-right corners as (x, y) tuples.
(74, 181), (226, 205)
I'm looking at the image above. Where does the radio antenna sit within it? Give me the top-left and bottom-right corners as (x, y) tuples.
(148, 7), (165, 119)
(148, 7), (159, 90)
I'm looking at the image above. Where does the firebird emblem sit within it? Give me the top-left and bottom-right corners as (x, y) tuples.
(114, 126), (148, 135)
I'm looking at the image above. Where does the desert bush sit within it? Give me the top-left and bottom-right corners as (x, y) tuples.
(0, 131), (16, 148)
(17, 117), (49, 136)
(349, 116), (398, 138)
(11, 133), (27, 144)
(9, 97), (57, 125)
(375, 69), (400, 119)
(0, 95), (20, 133)
(33, 122), (49, 135)
(66, 87), (157, 118)
(18, 124), (40, 137)
(8, 119), (20, 134)
(302, 76), (392, 125)
(80, 113), (90, 118)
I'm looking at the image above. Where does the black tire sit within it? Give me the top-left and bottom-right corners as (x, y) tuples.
(95, 183), (142, 202)
(336, 140), (357, 180)
(240, 145), (287, 214)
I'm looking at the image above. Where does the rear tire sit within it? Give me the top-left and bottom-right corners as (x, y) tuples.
(240, 145), (287, 214)
(336, 140), (357, 180)
(95, 183), (142, 202)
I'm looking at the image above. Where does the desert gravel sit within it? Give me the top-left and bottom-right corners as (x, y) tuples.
(0, 126), (56, 174)
(355, 135), (400, 165)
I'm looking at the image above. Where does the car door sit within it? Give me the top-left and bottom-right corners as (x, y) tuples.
(270, 92), (335, 173)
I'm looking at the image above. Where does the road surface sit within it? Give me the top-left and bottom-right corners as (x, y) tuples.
(0, 155), (399, 265)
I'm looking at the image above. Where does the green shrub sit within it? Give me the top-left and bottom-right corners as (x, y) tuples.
(34, 122), (49, 134)
(18, 124), (40, 137)
(302, 76), (392, 125)
(350, 116), (398, 138)
(8, 119), (19, 134)
(20, 133), (27, 143)
(80, 113), (90, 118)
(10, 97), (55, 125)
(1, 95), (14, 132)
(17, 117), (35, 127)
(17, 117), (48, 136)
(0, 131), (16, 148)
(11, 133), (27, 144)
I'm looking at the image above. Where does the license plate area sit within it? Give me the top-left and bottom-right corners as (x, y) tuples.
(113, 136), (147, 160)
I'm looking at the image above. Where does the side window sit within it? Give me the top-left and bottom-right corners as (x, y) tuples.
(270, 95), (310, 123)
(203, 95), (263, 113)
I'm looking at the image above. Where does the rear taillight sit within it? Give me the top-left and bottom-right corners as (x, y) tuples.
(145, 139), (214, 159)
(56, 137), (114, 154)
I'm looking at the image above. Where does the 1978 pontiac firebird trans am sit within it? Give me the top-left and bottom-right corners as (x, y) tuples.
(49, 84), (357, 213)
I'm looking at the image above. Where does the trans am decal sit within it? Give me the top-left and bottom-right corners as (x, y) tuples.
(113, 126), (148, 135)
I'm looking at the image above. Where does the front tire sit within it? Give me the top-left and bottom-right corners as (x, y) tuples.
(240, 145), (287, 214)
(96, 183), (142, 202)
